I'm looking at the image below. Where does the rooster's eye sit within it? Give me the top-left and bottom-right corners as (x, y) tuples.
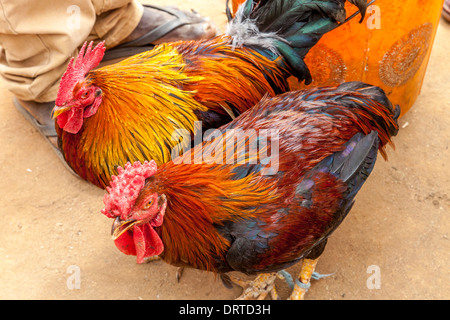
(143, 199), (154, 210)
(80, 91), (88, 99)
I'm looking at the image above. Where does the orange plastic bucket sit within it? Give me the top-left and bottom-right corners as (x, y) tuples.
(288, 0), (445, 116)
(229, 0), (444, 117)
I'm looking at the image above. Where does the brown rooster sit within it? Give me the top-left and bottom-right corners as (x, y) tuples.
(101, 82), (400, 299)
(51, 0), (369, 189)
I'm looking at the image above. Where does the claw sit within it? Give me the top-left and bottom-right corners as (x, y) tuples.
(226, 258), (332, 300)
(176, 267), (185, 282)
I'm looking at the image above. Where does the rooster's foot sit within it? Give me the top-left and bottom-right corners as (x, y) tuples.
(230, 273), (280, 300)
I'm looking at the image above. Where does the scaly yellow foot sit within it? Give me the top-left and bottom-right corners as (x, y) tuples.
(230, 273), (279, 300)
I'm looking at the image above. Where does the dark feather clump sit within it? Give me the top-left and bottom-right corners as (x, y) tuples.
(348, 0), (369, 22)
(228, 0), (369, 85)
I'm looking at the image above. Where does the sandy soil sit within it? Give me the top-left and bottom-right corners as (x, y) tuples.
(0, 0), (448, 300)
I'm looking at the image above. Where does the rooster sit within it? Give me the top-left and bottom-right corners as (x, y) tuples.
(101, 82), (400, 299)
(51, 0), (369, 189)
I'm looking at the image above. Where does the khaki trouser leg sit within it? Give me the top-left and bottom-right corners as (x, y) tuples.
(0, 0), (142, 102)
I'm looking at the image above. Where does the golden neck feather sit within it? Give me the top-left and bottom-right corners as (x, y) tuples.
(70, 44), (207, 187)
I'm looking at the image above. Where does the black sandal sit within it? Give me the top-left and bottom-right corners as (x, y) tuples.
(13, 97), (80, 178)
(103, 4), (216, 61)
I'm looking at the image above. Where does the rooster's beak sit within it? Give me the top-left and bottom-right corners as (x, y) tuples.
(51, 105), (72, 119)
(111, 217), (138, 240)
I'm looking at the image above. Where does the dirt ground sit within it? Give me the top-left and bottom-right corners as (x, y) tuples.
(0, 0), (448, 300)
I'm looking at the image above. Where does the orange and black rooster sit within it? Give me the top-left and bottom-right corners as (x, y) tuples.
(101, 82), (400, 299)
(51, 0), (369, 189)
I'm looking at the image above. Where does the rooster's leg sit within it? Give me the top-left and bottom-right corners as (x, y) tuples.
(232, 273), (279, 300)
(288, 258), (319, 300)
(287, 240), (328, 300)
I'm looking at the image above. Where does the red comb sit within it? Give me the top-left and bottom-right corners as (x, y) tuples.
(101, 161), (158, 219)
(55, 41), (106, 106)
